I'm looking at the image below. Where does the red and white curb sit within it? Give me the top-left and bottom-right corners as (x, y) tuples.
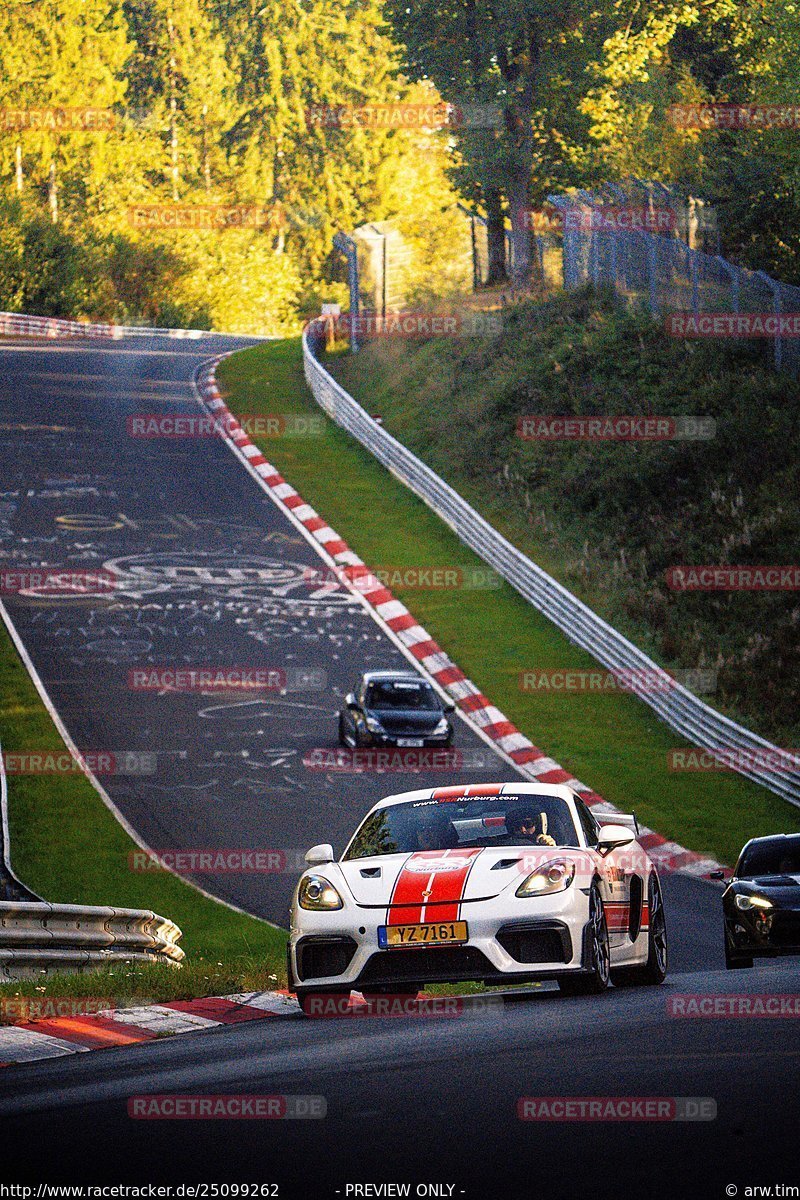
(0, 990), (485, 1065)
(194, 358), (724, 883)
(0, 991), (300, 1065)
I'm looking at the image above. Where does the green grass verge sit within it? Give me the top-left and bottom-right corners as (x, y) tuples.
(0, 958), (284, 1020)
(332, 289), (800, 749)
(0, 615), (287, 984)
(218, 338), (800, 869)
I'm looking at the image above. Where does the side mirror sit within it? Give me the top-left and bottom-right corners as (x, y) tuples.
(443, 700), (456, 713)
(305, 843), (335, 866)
(709, 869), (727, 881)
(596, 824), (635, 854)
(344, 692), (358, 709)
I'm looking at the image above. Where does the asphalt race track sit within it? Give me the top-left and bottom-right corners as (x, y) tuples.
(0, 337), (798, 1198)
(0, 335), (501, 919)
(1, 924), (798, 1198)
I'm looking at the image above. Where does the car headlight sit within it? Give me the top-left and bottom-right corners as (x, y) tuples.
(516, 859), (575, 897)
(433, 717), (450, 735)
(735, 893), (773, 911)
(298, 874), (343, 910)
(365, 716), (384, 733)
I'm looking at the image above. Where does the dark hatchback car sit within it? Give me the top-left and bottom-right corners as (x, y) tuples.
(338, 670), (455, 749)
(715, 833), (800, 969)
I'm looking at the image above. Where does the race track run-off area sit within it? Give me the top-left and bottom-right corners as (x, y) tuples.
(0, 334), (797, 1199)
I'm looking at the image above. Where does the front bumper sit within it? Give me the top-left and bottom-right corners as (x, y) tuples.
(290, 893), (589, 992)
(726, 910), (800, 957)
(364, 729), (452, 748)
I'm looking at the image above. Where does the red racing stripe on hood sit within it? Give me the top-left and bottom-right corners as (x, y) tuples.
(386, 848), (483, 925)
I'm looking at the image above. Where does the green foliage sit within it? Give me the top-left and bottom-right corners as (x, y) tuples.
(0, 0), (469, 329)
(332, 289), (800, 749)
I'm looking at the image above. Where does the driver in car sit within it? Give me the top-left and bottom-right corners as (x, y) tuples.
(503, 807), (557, 847)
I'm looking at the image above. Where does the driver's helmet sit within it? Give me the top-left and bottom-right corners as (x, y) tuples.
(505, 806), (546, 841)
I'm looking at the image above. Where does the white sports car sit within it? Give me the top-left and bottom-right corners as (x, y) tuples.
(288, 782), (668, 1012)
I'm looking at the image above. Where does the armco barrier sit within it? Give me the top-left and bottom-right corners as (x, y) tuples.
(302, 323), (800, 809)
(1, 737), (183, 976)
(0, 311), (208, 339)
(0, 901), (184, 979)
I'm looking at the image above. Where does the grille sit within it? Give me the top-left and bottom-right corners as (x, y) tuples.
(296, 936), (358, 982)
(769, 913), (800, 947)
(496, 922), (572, 964)
(357, 946), (493, 985)
(380, 718), (438, 735)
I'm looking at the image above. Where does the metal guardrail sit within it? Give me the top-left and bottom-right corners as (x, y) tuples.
(0, 311), (209, 339)
(0, 736), (184, 975)
(302, 324), (800, 809)
(0, 902), (184, 979)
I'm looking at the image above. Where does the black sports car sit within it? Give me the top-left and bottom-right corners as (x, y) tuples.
(714, 833), (800, 969)
(338, 670), (455, 749)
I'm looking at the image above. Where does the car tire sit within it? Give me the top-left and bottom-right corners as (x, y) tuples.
(610, 873), (668, 987)
(337, 712), (349, 747)
(559, 881), (611, 996)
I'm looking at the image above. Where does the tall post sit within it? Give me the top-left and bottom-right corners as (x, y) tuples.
(647, 236), (658, 315)
(758, 270), (783, 372)
(15, 145), (23, 193)
(690, 250), (700, 316)
(48, 161), (58, 224)
(333, 232), (360, 352)
(201, 104), (211, 192)
(167, 12), (180, 201)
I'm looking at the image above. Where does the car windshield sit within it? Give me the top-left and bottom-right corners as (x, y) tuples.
(365, 680), (440, 711)
(737, 838), (800, 878)
(344, 794), (581, 860)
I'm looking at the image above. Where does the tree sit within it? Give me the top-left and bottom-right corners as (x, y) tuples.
(384, 0), (605, 284)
